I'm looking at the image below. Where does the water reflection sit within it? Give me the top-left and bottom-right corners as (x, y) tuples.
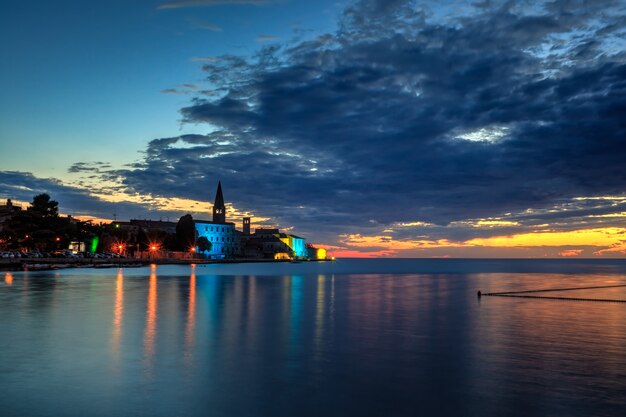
(143, 264), (158, 374)
(287, 276), (304, 375)
(184, 265), (196, 367)
(111, 269), (124, 360)
(314, 275), (325, 352)
(1, 263), (626, 417)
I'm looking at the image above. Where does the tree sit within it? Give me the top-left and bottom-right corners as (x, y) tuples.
(196, 236), (212, 254)
(136, 227), (149, 252)
(4, 193), (101, 252)
(30, 194), (59, 218)
(176, 214), (196, 251)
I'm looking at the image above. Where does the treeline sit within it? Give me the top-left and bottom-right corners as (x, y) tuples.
(0, 194), (208, 254)
(0, 194), (98, 252)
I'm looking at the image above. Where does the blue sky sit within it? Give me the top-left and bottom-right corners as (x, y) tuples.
(0, 0), (338, 175)
(2, 0), (626, 257)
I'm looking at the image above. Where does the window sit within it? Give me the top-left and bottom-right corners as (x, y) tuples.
(210, 227), (213, 231)
(205, 226), (207, 231)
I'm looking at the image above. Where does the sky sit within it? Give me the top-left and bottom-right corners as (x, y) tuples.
(1, 0), (626, 258)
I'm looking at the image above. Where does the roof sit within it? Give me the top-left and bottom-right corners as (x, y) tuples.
(195, 219), (235, 226)
(214, 180), (224, 207)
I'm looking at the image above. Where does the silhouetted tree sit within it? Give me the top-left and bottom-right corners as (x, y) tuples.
(196, 236), (211, 254)
(176, 214), (195, 251)
(136, 228), (149, 252)
(4, 193), (101, 252)
(30, 194), (59, 218)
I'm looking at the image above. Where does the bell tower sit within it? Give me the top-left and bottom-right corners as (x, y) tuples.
(212, 181), (226, 223)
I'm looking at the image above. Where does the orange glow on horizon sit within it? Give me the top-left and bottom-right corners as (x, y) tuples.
(330, 249), (397, 258)
(337, 227), (626, 258)
(467, 227), (626, 248)
(559, 249), (584, 257)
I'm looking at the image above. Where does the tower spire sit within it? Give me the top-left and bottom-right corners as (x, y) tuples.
(212, 181), (226, 223)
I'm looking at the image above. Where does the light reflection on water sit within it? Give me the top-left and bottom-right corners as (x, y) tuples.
(0, 260), (625, 417)
(143, 265), (158, 376)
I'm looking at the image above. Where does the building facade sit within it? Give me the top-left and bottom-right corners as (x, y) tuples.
(195, 181), (241, 259)
(0, 199), (21, 232)
(193, 182), (318, 260)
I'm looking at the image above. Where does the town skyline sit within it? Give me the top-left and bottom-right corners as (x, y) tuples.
(2, 0), (626, 258)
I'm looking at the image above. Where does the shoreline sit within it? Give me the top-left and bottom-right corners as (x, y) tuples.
(0, 257), (332, 271)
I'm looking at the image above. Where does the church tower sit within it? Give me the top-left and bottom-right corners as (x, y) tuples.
(212, 181), (226, 223)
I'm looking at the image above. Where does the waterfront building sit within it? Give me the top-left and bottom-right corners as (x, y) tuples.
(111, 219), (177, 235)
(194, 181), (241, 258)
(0, 199), (22, 232)
(241, 228), (308, 259)
(192, 183), (312, 259)
(306, 244), (327, 260)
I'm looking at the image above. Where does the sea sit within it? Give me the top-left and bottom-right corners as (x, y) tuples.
(1, 259), (625, 417)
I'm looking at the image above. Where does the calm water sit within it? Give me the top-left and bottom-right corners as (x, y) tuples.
(1, 259), (626, 417)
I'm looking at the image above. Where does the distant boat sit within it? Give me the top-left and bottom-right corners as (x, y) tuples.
(23, 264), (52, 271)
(94, 263), (116, 269)
(122, 263), (143, 268)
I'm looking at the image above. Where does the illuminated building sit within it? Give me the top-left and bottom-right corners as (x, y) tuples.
(278, 233), (307, 258)
(306, 245), (327, 260)
(241, 228), (309, 259)
(194, 181), (241, 259)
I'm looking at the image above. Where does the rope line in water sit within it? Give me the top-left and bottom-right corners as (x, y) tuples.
(485, 284), (626, 295)
(480, 284), (626, 303)
(485, 293), (626, 303)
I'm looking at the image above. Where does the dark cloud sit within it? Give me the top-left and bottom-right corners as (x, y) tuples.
(0, 171), (174, 221)
(12, 0), (626, 246)
(256, 34), (278, 42)
(158, 0), (271, 10)
(111, 0), (626, 240)
(68, 162), (113, 173)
